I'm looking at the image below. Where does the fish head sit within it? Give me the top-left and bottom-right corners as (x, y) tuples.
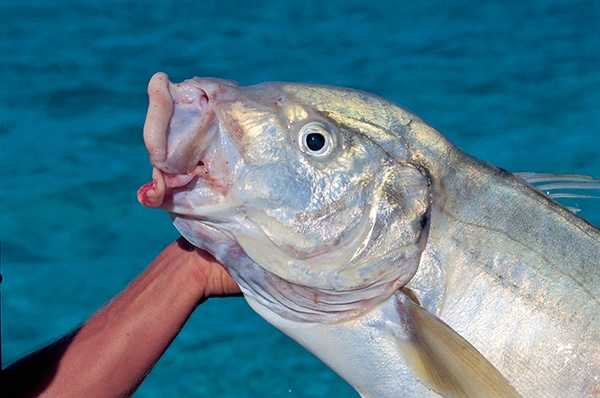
(138, 73), (431, 318)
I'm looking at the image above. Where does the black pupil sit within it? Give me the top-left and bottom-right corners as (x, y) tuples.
(306, 133), (326, 151)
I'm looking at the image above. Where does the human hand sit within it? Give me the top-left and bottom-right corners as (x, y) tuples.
(172, 236), (242, 303)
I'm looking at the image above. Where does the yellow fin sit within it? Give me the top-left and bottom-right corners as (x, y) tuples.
(395, 290), (522, 398)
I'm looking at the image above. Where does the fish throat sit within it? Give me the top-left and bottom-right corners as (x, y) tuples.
(171, 196), (432, 324)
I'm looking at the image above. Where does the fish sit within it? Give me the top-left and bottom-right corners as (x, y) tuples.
(138, 72), (600, 397)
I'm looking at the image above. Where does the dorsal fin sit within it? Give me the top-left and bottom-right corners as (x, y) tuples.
(516, 172), (600, 214)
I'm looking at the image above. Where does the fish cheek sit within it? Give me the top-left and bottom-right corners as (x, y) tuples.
(234, 158), (431, 292)
(235, 161), (366, 256)
(235, 162), (314, 212)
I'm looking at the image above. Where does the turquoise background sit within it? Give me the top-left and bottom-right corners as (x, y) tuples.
(2, 1), (599, 396)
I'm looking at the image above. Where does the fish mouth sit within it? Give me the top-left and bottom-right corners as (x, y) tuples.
(137, 72), (240, 209)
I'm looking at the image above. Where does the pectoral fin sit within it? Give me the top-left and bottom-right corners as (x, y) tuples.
(394, 290), (521, 398)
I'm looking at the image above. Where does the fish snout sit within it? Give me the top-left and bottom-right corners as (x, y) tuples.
(144, 72), (218, 174)
(138, 72), (239, 209)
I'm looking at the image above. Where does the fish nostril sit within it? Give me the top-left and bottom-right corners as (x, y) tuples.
(199, 91), (209, 111)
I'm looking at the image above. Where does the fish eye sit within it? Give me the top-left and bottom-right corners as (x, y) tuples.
(306, 132), (326, 151)
(298, 122), (336, 157)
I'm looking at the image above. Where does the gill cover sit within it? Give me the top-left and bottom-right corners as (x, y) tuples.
(231, 115), (431, 292)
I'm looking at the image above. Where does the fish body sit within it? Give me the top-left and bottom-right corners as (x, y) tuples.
(138, 72), (600, 397)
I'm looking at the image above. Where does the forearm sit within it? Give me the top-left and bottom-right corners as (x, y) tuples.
(45, 240), (205, 397)
(3, 239), (236, 397)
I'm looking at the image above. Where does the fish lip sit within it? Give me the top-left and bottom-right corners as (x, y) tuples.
(139, 150), (236, 210)
(145, 73), (214, 174)
(139, 73), (238, 209)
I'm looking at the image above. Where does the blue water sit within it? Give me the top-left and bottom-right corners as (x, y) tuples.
(1, 0), (598, 396)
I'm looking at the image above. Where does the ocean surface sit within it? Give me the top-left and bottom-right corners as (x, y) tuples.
(1, 0), (599, 396)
